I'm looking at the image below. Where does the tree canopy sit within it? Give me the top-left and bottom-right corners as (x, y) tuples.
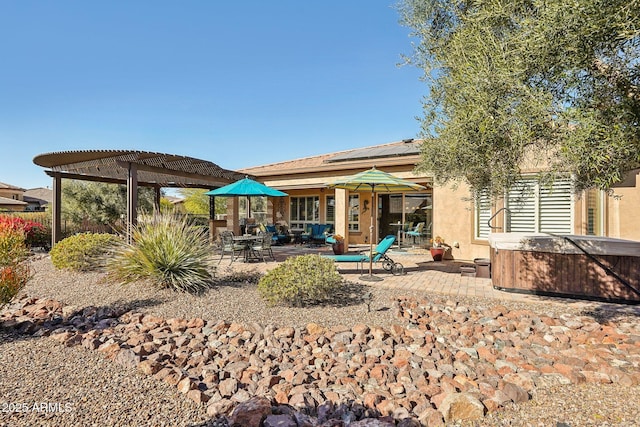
(399, 0), (640, 195)
(177, 188), (227, 215)
(62, 181), (156, 226)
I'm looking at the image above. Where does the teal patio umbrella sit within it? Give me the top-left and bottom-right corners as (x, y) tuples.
(204, 176), (287, 221)
(328, 166), (426, 281)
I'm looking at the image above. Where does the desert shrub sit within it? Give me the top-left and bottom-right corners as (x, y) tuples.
(257, 254), (342, 306)
(107, 213), (215, 292)
(0, 215), (49, 248)
(0, 228), (30, 308)
(50, 232), (119, 271)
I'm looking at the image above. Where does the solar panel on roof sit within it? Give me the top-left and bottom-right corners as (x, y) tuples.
(325, 142), (421, 163)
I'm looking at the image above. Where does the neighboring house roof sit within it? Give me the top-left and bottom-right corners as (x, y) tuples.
(0, 196), (27, 206)
(163, 195), (185, 205)
(0, 182), (26, 192)
(240, 139), (425, 178)
(24, 187), (53, 205)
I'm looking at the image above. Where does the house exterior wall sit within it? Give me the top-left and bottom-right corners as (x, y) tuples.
(0, 189), (23, 201)
(608, 171), (640, 241)
(436, 170), (640, 261)
(433, 182), (492, 261)
(238, 141), (640, 261)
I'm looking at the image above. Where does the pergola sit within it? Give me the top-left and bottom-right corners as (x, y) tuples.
(33, 150), (246, 246)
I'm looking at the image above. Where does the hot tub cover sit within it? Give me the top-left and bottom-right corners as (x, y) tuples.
(488, 233), (640, 257)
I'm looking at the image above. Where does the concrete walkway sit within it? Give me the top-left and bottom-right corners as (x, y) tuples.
(218, 243), (640, 315)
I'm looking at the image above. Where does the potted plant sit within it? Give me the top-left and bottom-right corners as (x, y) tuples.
(429, 235), (446, 261)
(329, 234), (345, 255)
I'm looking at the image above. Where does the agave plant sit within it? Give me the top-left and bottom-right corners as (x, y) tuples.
(107, 213), (215, 292)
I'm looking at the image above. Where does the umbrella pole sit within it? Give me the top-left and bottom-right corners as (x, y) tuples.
(360, 188), (382, 282)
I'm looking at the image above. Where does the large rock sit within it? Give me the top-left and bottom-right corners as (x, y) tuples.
(438, 392), (485, 422)
(228, 396), (272, 427)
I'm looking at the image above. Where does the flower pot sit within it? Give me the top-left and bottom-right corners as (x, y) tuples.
(332, 242), (345, 255)
(430, 247), (444, 261)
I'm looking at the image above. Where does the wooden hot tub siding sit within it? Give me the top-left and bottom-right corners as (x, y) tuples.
(490, 249), (640, 303)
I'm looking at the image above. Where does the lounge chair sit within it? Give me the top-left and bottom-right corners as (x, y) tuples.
(322, 235), (404, 275)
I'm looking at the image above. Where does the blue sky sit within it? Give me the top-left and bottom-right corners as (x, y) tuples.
(1, 1), (425, 190)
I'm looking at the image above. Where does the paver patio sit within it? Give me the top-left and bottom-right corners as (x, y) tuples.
(218, 242), (640, 315)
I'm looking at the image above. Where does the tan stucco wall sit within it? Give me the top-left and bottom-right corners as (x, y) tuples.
(433, 183), (491, 262)
(0, 189), (23, 201)
(608, 171), (640, 240)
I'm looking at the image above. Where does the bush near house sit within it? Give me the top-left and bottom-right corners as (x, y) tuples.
(106, 213), (215, 293)
(257, 254), (343, 307)
(50, 233), (119, 271)
(0, 228), (30, 308)
(0, 214), (49, 248)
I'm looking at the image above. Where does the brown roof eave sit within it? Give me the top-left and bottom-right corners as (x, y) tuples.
(241, 155), (423, 178)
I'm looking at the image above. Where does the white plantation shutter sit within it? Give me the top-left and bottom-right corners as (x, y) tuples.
(503, 177), (573, 233)
(475, 191), (492, 239)
(539, 180), (573, 233)
(506, 179), (537, 232)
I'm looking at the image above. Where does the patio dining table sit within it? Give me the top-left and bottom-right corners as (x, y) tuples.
(233, 234), (263, 262)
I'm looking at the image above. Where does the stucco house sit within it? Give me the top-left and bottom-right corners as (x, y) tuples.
(0, 182), (28, 212)
(233, 139), (640, 261)
(23, 187), (52, 211)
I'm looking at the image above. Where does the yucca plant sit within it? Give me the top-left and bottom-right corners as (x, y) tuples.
(107, 213), (215, 292)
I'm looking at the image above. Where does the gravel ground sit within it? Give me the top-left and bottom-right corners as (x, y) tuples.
(1, 255), (639, 426)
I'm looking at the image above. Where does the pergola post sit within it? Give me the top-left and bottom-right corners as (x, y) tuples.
(154, 185), (161, 213)
(127, 162), (138, 242)
(209, 195), (216, 243)
(51, 172), (62, 247)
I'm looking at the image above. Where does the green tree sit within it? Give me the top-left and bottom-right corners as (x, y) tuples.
(62, 180), (156, 226)
(177, 189), (268, 220)
(177, 188), (228, 215)
(399, 0), (640, 194)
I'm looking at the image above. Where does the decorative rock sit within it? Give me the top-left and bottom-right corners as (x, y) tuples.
(207, 398), (234, 417)
(263, 414), (297, 427)
(114, 348), (141, 369)
(228, 396), (271, 427)
(438, 392), (485, 422)
(138, 359), (161, 375)
(219, 378), (238, 398)
(177, 377), (195, 394)
(501, 382), (529, 403)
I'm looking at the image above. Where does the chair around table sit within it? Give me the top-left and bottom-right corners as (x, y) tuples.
(252, 232), (275, 262)
(219, 231), (245, 264)
(322, 235), (403, 275)
(404, 222), (425, 245)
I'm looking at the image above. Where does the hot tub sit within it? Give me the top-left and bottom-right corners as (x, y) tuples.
(488, 233), (640, 303)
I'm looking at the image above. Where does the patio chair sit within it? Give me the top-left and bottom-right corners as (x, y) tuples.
(322, 235), (404, 275)
(265, 225), (290, 245)
(310, 223), (332, 246)
(251, 232), (275, 262)
(404, 222), (425, 245)
(218, 231), (245, 264)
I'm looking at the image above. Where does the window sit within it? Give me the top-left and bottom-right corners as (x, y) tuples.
(326, 195), (335, 225)
(290, 196), (319, 230)
(474, 191), (492, 239)
(585, 189), (604, 236)
(348, 194), (359, 231)
(506, 177), (573, 234)
(473, 177), (574, 240)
